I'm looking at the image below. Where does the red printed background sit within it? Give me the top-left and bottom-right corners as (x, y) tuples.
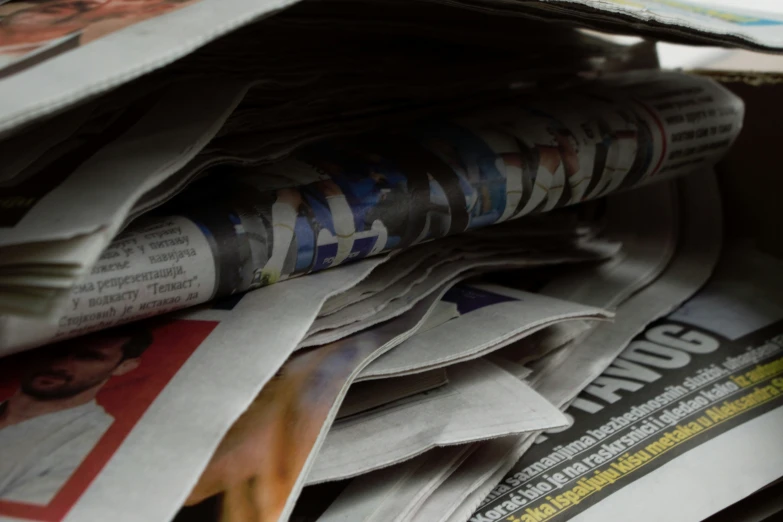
(0, 319), (218, 521)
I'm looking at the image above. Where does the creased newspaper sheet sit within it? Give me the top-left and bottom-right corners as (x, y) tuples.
(485, 176), (678, 373)
(316, 446), (475, 522)
(0, 255), (384, 522)
(302, 243), (619, 348)
(323, 169), (718, 522)
(318, 246), (441, 317)
(310, 218), (602, 335)
(359, 174), (677, 381)
(336, 369), (449, 420)
(185, 286), (451, 522)
(471, 244), (783, 522)
(0, 0), (779, 138)
(304, 227), (609, 338)
(307, 359), (568, 485)
(317, 215), (598, 318)
(456, 169), (722, 522)
(0, 0), (298, 134)
(0, 222), (616, 357)
(0, 71), (742, 328)
(539, 179), (678, 310)
(529, 170), (721, 403)
(420, 435), (539, 522)
(498, 176), (680, 384)
(358, 283), (612, 381)
(0, 0), (600, 135)
(533, 0), (783, 50)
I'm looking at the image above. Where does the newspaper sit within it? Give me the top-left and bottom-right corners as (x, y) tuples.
(307, 251), (462, 336)
(453, 168), (722, 522)
(302, 241), (620, 348)
(0, 71), (743, 329)
(328, 169), (719, 522)
(316, 216), (598, 322)
(424, 0), (783, 51)
(0, 12), (612, 241)
(0, 0), (297, 134)
(540, 180), (679, 310)
(316, 446), (476, 522)
(529, 169), (722, 403)
(357, 283), (612, 381)
(359, 176), (678, 380)
(318, 245), (443, 317)
(415, 436), (538, 522)
(470, 244), (783, 522)
(0, 0), (779, 137)
(0, 222), (614, 356)
(0, 221), (392, 356)
(307, 358), (568, 485)
(492, 325), (591, 372)
(186, 286), (450, 522)
(336, 369), (449, 420)
(417, 300), (463, 335)
(0, 255), (384, 522)
(156, 11), (611, 168)
(494, 177), (679, 373)
(530, 0), (783, 50)
(127, 21), (607, 224)
(0, 0), (600, 134)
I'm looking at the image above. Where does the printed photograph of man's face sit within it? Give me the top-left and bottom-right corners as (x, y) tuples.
(0, 0), (204, 81)
(0, 318), (215, 521)
(21, 331), (148, 401)
(0, 328), (152, 505)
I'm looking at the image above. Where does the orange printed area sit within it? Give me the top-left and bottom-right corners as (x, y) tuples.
(0, 0), (204, 58)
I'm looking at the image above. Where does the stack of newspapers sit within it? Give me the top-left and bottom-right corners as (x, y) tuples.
(1, 2), (783, 522)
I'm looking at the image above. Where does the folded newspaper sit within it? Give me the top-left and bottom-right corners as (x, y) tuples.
(309, 168), (722, 522)
(451, 169), (723, 522)
(175, 172), (711, 522)
(1, 3), (780, 522)
(0, 0), (779, 137)
(471, 245), (783, 522)
(0, 70), (743, 343)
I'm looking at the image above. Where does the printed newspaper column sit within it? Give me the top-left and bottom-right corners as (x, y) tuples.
(1, 217), (217, 352)
(605, 71), (744, 188)
(70, 218), (217, 330)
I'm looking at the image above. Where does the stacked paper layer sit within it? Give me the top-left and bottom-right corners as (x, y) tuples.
(0, 69), (743, 357)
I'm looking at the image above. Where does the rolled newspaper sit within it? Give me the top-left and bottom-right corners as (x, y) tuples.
(0, 71), (744, 354)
